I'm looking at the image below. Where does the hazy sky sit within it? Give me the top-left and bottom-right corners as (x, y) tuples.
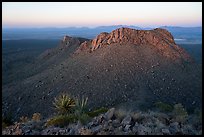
(2, 2), (202, 28)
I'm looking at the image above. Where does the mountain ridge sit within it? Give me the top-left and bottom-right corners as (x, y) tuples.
(75, 27), (192, 62)
(2, 27), (201, 122)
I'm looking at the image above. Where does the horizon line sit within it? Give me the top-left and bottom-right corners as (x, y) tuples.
(2, 25), (202, 29)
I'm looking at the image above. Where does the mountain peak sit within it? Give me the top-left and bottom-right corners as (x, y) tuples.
(75, 27), (192, 62)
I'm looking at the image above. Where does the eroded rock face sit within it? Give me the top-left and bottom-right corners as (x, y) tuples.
(61, 35), (80, 48)
(76, 27), (192, 62)
(38, 36), (81, 59)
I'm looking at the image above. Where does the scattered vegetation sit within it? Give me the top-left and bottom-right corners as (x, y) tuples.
(20, 116), (28, 123)
(172, 103), (188, 123)
(46, 94), (109, 127)
(74, 96), (91, 124)
(45, 114), (78, 127)
(74, 96), (88, 115)
(194, 108), (202, 121)
(53, 94), (76, 115)
(77, 113), (91, 125)
(2, 113), (13, 128)
(87, 107), (108, 117)
(154, 101), (173, 112)
(32, 113), (41, 122)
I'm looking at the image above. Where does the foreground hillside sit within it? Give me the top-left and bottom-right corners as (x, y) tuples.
(2, 28), (202, 123)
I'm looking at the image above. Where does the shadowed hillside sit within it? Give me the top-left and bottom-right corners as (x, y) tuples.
(2, 28), (202, 122)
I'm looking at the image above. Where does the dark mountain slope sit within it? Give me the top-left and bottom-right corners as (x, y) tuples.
(2, 28), (201, 121)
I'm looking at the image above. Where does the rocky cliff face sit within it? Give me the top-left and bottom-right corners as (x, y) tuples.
(38, 36), (82, 59)
(76, 28), (192, 62)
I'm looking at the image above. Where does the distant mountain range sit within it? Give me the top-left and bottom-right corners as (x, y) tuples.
(2, 25), (202, 44)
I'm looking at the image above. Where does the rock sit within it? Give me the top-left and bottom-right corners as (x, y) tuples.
(31, 130), (41, 135)
(24, 129), (32, 134)
(75, 121), (82, 130)
(169, 122), (180, 134)
(118, 126), (123, 131)
(162, 128), (170, 135)
(68, 128), (76, 135)
(91, 125), (102, 134)
(157, 113), (170, 125)
(58, 129), (66, 135)
(181, 124), (195, 135)
(76, 27), (192, 61)
(124, 124), (131, 132)
(155, 119), (166, 130)
(97, 114), (105, 123)
(104, 108), (115, 120)
(131, 112), (142, 121)
(112, 119), (120, 128)
(121, 115), (132, 126)
(137, 125), (152, 135)
(79, 127), (93, 135)
(132, 123), (139, 134)
(97, 130), (108, 135)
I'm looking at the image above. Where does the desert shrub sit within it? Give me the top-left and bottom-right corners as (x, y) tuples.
(154, 101), (173, 112)
(172, 103), (188, 123)
(77, 113), (91, 125)
(53, 94), (75, 114)
(194, 108), (202, 121)
(50, 95), (91, 126)
(2, 113), (13, 128)
(2, 122), (7, 129)
(114, 108), (128, 120)
(32, 113), (41, 122)
(87, 107), (108, 117)
(20, 116), (28, 123)
(45, 114), (77, 127)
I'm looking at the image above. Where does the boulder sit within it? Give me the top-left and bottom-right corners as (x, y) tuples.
(104, 108), (115, 120)
(121, 115), (132, 126)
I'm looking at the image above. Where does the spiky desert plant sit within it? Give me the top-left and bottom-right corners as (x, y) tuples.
(172, 103), (188, 123)
(53, 94), (75, 114)
(75, 96), (88, 115)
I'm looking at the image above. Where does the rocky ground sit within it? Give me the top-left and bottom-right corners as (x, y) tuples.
(2, 108), (202, 135)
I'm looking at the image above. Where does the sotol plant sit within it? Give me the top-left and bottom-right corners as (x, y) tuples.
(74, 96), (90, 124)
(75, 96), (88, 115)
(53, 94), (76, 114)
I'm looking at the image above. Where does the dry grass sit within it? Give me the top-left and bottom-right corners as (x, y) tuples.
(45, 114), (77, 127)
(32, 113), (41, 122)
(154, 101), (173, 112)
(20, 116), (28, 123)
